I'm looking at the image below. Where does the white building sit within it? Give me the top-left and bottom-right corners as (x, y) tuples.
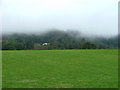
(42, 43), (48, 46)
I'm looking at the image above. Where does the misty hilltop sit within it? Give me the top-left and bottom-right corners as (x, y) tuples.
(2, 30), (118, 50)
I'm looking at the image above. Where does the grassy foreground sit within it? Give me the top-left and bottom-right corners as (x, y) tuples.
(2, 50), (118, 88)
(0, 51), (2, 89)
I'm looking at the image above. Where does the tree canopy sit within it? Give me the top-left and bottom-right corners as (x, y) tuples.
(2, 30), (118, 50)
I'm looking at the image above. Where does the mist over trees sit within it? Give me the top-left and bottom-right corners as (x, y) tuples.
(2, 30), (118, 50)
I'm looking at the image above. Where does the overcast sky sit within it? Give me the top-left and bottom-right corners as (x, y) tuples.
(2, 0), (119, 36)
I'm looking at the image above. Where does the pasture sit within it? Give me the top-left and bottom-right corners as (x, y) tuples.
(2, 50), (118, 88)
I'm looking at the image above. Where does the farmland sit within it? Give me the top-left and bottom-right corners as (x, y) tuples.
(2, 49), (118, 88)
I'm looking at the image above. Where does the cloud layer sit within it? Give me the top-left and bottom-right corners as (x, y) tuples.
(2, 0), (119, 36)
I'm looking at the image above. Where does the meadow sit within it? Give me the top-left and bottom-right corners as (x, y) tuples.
(2, 49), (118, 88)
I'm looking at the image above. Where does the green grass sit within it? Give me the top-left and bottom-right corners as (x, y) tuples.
(2, 49), (118, 88)
(0, 51), (2, 89)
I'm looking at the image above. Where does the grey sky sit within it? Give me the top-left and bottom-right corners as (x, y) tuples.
(2, 0), (119, 36)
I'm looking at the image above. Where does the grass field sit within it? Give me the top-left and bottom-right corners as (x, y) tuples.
(2, 50), (118, 88)
(0, 51), (2, 89)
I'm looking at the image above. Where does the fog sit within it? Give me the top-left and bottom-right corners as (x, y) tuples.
(2, 0), (119, 37)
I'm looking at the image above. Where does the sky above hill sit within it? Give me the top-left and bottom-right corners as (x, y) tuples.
(1, 0), (119, 37)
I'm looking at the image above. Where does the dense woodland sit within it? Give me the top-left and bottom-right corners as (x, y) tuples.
(1, 30), (119, 50)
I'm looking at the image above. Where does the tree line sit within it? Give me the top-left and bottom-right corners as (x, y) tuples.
(2, 30), (118, 50)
